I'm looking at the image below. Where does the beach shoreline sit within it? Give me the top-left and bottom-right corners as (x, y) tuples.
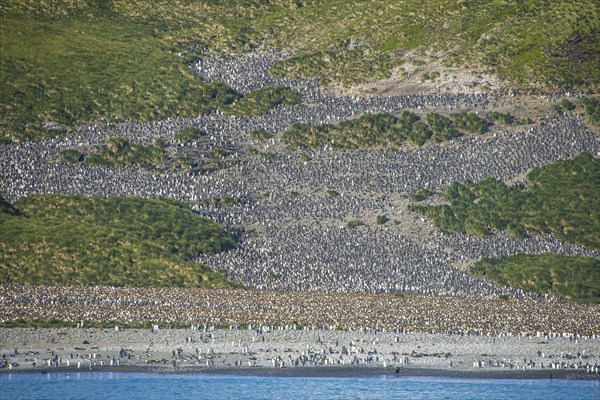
(2, 327), (598, 380)
(1, 362), (597, 381)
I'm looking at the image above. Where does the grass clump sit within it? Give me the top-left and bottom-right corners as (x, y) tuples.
(228, 86), (301, 117)
(61, 137), (167, 169)
(283, 111), (495, 150)
(249, 129), (274, 141)
(59, 148), (85, 163)
(0, 194), (239, 288)
(410, 152), (599, 250)
(249, 148), (278, 161)
(283, 112), (431, 150)
(450, 112), (489, 134)
(346, 220), (364, 229)
(410, 188), (433, 202)
(199, 195), (240, 207)
(581, 97), (600, 124)
(471, 254), (600, 304)
(487, 112), (514, 125)
(0, 14), (239, 142)
(559, 99), (576, 111)
(174, 127), (205, 144)
(426, 113), (460, 142)
(376, 215), (390, 225)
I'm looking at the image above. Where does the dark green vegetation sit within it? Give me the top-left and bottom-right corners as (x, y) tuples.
(559, 99), (576, 111)
(283, 111), (491, 149)
(2, 1), (598, 142)
(472, 254), (600, 304)
(485, 111), (533, 126)
(60, 138), (167, 168)
(410, 153), (599, 250)
(0, 195), (239, 288)
(228, 86), (301, 117)
(376, 215), (390, 225)
(410, 188), (433, 202)
(346, 220), (364, 229)
(174, 127), (205, 144)
(582, 97), (600, 124)
(426, 113), (460, 141)
(487, 112), (514, 125)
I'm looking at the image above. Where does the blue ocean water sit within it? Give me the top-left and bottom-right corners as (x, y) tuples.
(0, 372), (598, 400)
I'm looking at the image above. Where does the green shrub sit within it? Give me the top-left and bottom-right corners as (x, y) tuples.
(426, 113), (460, 142)
(176, 156), (196, 170)
(515, 117), (534, 125)
(406, 121), (432, 146)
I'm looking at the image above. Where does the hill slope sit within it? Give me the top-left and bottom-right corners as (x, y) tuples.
(0, 195), (239, 288)
(2, 0), (598, 141)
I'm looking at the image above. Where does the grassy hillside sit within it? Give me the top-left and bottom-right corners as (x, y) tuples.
(410, 153), (600, 250)
(471, 254), (600, 304)
(2, 1), (598, 142)
(265, 0), (600, 89)
(0, 2), (299, 141)
(0, 195), (240, 288)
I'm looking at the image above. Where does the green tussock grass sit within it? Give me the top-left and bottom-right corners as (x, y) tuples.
(61, 137), (167, 169)
(0, 1), (298, 142)
(264, 0), (600, 90)
(228, 86), (301, 117)
(1, 1), (598, 142)
(471, 254), (600, 304)
(173, 127), (206, 144)
(582, 96), (600, 124)
(0, 194), (240, 288)
(282, 111), (490, 149)
(410, 152), (600, 250)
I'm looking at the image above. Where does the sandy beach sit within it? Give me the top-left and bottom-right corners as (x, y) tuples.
(1, 327), (598, 379)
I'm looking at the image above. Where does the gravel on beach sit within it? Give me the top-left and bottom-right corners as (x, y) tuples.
(1, 326), (598, 379)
